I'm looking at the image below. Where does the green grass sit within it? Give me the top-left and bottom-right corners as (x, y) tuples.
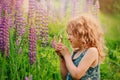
(99, 13), (120, 41)
(99, 12), (120, 80)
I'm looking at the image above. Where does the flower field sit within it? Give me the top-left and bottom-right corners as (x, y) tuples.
(0, 0), (120, 80)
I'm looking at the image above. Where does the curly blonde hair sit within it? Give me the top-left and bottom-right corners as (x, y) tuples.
(66, 14), (106, 62)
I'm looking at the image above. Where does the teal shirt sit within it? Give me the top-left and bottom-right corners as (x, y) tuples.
(66, 50), (100, 80)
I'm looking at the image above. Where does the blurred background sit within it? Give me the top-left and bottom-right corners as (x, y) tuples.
(0, 0), (120, 80)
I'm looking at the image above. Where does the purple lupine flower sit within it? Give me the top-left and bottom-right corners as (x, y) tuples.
(28, 0), (36, 24)
(8, 14), (15, 28)
(1, 0), (15, 28)
(15, 14), (26, 37)
(13, 0), (26, 55)
(83, 0), (100, 18)
(83, 0), (90, 13)
(15, 0), (23, 10)
(3, 0), (13, 14)
(35, 1), (41, 26)
(8, 0), (16, 28)
(46, 0), (57, 22)
(59, 0), (69, 19)
(95, 0), (100, 9)
(0, 10), (9, 57)
(40, 0), (47, 10)
(70, 0), (77, 17)
(83, 0), (98, 15)
(0, 1), (4, 53)
(29, 25), (36, 65)
(0, 4), (2, 24)
(0, 0), (4, 4)
(70, 0), (82, 17)
(87, 0), (93, 11)
(3, 10), (9, 57)
(93, 0), (100, 18)
(34, 1), (49, 47)
(44, 11), (49, 44)
(35, 1), (42, 39)
(0, 24), (4, 52)
(40, 9), (49, 47)
(14, 0), (26, 48)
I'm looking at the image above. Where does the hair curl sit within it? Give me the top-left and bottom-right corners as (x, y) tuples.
(66, 14), (106, 62)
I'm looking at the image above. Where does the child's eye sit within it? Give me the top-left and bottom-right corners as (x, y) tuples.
(68, 33), (72, 36)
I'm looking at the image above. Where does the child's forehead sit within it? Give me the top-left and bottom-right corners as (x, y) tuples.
(66, 21), (75, 31)
(66, 27), (72, 33)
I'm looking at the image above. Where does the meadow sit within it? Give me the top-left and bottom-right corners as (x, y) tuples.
(0, 12), (120, 80)
(0, 0), (120, 80)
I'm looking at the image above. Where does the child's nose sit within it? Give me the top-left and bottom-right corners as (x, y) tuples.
(68, 36), (71, 41)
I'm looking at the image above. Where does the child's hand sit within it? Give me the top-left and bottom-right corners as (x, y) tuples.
(55, 42), (70, 57)
(51, 35), (67, 59)
(51, 38), (63, 58)
(55, 50), (64, 59)
(51, 35), (62, 48)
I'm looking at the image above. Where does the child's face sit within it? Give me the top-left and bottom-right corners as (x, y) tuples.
(67, 30), (80, 48)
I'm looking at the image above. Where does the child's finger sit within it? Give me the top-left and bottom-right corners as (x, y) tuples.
(58, 45), (64, 49)
(56, 47), (62, 51)
(56, 43), (63, 46)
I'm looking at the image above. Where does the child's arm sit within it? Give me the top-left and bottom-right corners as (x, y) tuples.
(55, 48), (68, 80)
(56, 43), (98, 79)
(63, 47), (98, 79)
(52, 36), (68, 79)
(59, 58), (68, 80)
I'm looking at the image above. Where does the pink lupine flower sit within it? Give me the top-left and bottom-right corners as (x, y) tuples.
(29, 24), (36, 65)
(25, 75), (32, 80)
(25, 77), (29, 80)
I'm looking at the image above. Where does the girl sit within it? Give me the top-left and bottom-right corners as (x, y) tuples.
(55, 14), (106, 80)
